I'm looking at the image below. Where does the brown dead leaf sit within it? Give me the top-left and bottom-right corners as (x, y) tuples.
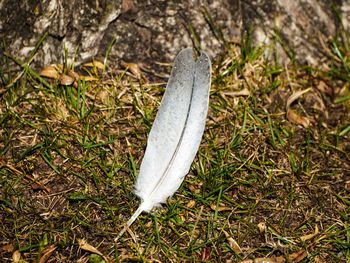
(39, 65), (61, 79)
(288, 247), (308, 263)
(83, 61), (104, 70)
(39, 245), (57, 263)
(121, 62), (142, 78)
(240, 257), (285, 263)
(287, 109), (311, 128)
(285, 88), (314, 128)
(210, 203), (232, 212)
(0, 155), (7, 166)
(1, 243), (14, 252)
(215, 115), (226, 122)
(288, 241), (318, 263)
(80, 76), (99, 81)
(223, 230), (242, 254)
(345, 180), (350, 191)
(290, 234), (327, 263)
(68, 70), (80, 80)
(56, 64), (64, 71)
(122, 0), (137, 14)
(59, 74), (75, 86)
(313, 255), (323, 263)
(125, 137), (136, 155)
(40, 64), (98, 85)
(186, 200), (196, 208)
(257, 222), (266, 233)
(316, 80), (333, 97)
(78, 238), (108, 262)
(188, 183), (201, 194)
(300, 225), (319, 242)
(31, 181), (51, 192)
(12, 250), (21, 263)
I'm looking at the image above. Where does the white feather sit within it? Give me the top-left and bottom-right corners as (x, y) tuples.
(116, 48), (211, 241)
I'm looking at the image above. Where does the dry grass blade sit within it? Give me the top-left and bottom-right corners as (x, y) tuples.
(221, 87), (250, 97)
(286, 88), (312, 109)
(300, 225), (319, 242)
(223, 229), (242, 254)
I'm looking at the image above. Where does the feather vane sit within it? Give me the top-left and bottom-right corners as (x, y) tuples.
(116, 48), (211, 241)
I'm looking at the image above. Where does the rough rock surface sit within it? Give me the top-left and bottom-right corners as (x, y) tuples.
(1, 0), (349, 75)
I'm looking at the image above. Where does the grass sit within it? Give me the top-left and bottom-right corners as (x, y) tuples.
(0, 26), (350, 262)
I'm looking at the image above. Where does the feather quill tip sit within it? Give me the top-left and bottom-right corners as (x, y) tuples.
(114, 226), (127, 242)
(115, 206), (144, 242)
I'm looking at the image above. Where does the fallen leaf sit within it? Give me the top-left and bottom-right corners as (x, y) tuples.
(345, 180), (350, 191)
(257, 222), (266, 233)
(122, 0), (137, 14)
(240, 257), (285, 263)
(288, 241), (317, 263)
(1, 243), (14, 252)
(79, 238), (102, 255)
(78, 238), (108, 262)
(68, 70), (80, 80)
(210, 203), (231, 212)
(287, 109), (311, 128)
(31, 181), (51, 192)
(188, 184), (201, 194)
(285, 88), (314, 128)
(6, 164), (51, 192)
(59, 74), (75, 86)
(39, 65), (61, 79)
(316, 80), (333, 97)
(12, 250), (21, 263)
(121, 62), (142, 79)
(83, 61), (104, 70)
(39, 64), (98, 85)
(186, 200), (196, 208)
(223, 230), (242, 254)
(215, 115), (226, 122)
(288, 248), (308, 263)
(313, 255), (323, 263)
(80, 76), (99, 81)
(39, 245), (56, 263)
